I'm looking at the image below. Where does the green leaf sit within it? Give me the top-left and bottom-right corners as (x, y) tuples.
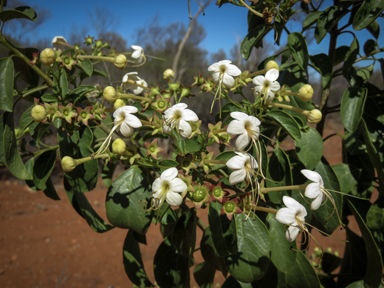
(366, 20), (380, 39)
(267, 214), (297, 273)
(93, 69), (107, 77)
(366, 198), (384, 231)
(208, 201), (237, 257)
(334, 46), (351, 66)
(278, 62), (308, 91)
(0, 6), (37, 22)
(194, 262), (216, 288)
(348, 201), (383, 288)
(286, 251), (320, 288)
(295, 127), (323, 170)
(41, 94), (58, 102)
(0, 58), (14, 112)
(42, 177), (60, 201)
(59, 70), (68, 99)
(346, 280), (365, 288)
(303, 11), (322, 30)
(78, 58), (93, 76)
(105, 165), (152, 234)
(11, 47), (40, 87)
(154, 237), (189, 288)
(352, 0), (384, 30)
(18, 105), (34, 132)
(343, 38), (359, 78)
(123, 230), (154, 287)
(101, 160), (118, 188)
(215, 102), (244, 123)
(33, 149), (57, 189)
(266, 147), (292, 205)
(309, 54), (333, 89)
(321, 252), (342, 273)
(361, 120), (384, 196)
(64, 176), (114, 233)
(225, 214), (270, 283)
(200, 226), (228, 276)
(241, 24), (272, 60)
(287, 33), (309, 70)
(172, 208), (197, 259)
(315, 6), (349, 44)
(341, 87), (367, 132)
(332, 163), (358, 193)
(0, 112), (32, 180)
(266, 110), (301, 141)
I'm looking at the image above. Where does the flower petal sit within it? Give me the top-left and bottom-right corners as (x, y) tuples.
(229, 168), (246, 185)
(282, 196), (307, 218)
(208, 63), (220, 72)
(301, 169), (322, 184)
(182, 109), (199, 122)
(170, 178), (188, 193)
(227, 119), (246, 136)
(269, 81), (281, 92)
(125, 114), (142, 128)
(253, 75), (265, 86)
(265, 69), (279, 81)
(286, 226), (300, 242)
(119, 122), (133, 136)
(304, 182), (322, 199)
(230, 112), (249, 121)
(311, 195), (323, 210)
(227, 154), (246, 170)
(235, 131), (250, 152)
(179, 119), (192, 138)
(173, 103), (188, 110)
(225, 64), (242, 76)
(166, 191), (183, 207)
(152, 178), (161, 193)
(276, 207), (297, 225)
(222, 73), (235, 88)
(161, 167), (178, 181)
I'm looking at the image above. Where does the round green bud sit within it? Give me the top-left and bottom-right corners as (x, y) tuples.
(40, 48), (56, 66)
(192, 188), (206, 202)
(224, 201), (235, 213)
(163, 69), (175, 81)
(114, 54), (127, 69)
(307, 109), (322, 124)
(113, 99), (125, 110)
(31, 105), (46, 122)
(112, 139), (126, 155)
(103, 86), (118, 103)
(266, 60), (279, 71)
(298, 84), (314, 102)
(61, 156), (77, 172)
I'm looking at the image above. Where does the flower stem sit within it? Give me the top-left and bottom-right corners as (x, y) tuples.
(126, 79), (150, 91)
(22, 84), (49, 98)
(204, 159), (227, 165)
(280, 92), (297, 96)
(269, 102), (309, 116)
(76, 153), (109, 165)
(238, 0), (265, 18)
(118, 92), (149, 102)
(245, 204), (278, 214)
(56, 41), (74, 49)
(77, 55), (115, 62)
(245, 69), (267, 79)
(261, 184), (308, 194)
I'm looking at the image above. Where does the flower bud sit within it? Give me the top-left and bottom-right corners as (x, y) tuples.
(266, 60), (279, 71)
(163, 69), (175, 81)
(112, 139), (126, 155)
(31, 105), (46, 122)
(307, 109), (322, 124)
(113, 99), (125, 110)
(103, 86), (118, 103)
(40, 48), (56, 66)
(95, 39), (103, 48)
(298, 84), (314, 101)
(61, 156), (77, 172)
(114, 54), (127, 69)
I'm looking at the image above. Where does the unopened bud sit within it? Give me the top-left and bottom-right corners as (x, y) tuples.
(95, 39), (103, 48)
(298, 84), (313, 101)
(266, 60), (279, 71)
(103, 86), (118, 103)
(114, 54), (127, 69)
(307, 109), (322, 124)
(163, 69), (175, 81)
(61, 156), (77, 172)
(112, 139), (126, 155)
(113, 99), (125, 110)
(40, 48), (56, 66)
(31, 105), (46, 122)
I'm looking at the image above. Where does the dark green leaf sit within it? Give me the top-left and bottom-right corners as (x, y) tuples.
(341, 87), (367, 132)
(212, 151), (236, 171)
(286, 251), (320, 288)
(343, 38), (359, 78)
(42, 177), (60, 201)
(194, 262), (216, 288)
(334, 46), (350, 66)
(241, 24), (272, 60)
(366, 20), (380, 39)
(309, 54), (333, 89)
(348, 201), (383, 288)
(0, 112), (32, 180)
(303, 11), (322, 30)
(0, 58), (14, 112)
(332, 163), (358, 193)
(172, 208), (197, 259)
(59, 70), (68, 99)
(266, 110), (301, 141)
(41, 94), (58, 102)
(287, 33), (309, 70)
(225, 214), (270, 283)
(201, 226), (228, 276)
(278, 62), (308, 91)
(93, 69), (107, 77)
(18, 105), (33, 131)
(154, 237), (189, 288)
(295, 127), (323, 170)
(208, 201), (237, 257)
(106, 165), (152, 234)
(101, 160), (118, 188)
(0, 6), (37, 22)
(352, 0), (384, 31)
(10, 47), (40, 87)
(321, 252), (342, 273)
(315, 6), (349, 44)
(78, 58), (93, 76)
(123, 230), (154, 287)
(33, 149), (56, 189)
(366, 198), (384, 231)
(346, 280), (365, 288)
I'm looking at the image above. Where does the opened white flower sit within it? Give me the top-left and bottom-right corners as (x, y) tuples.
(276, 196), (307, 242)
(122, 72), (148, 95)
(253, 68), (280, 104)
(227, 112), (261, 151)
(152, 167), (187, 208)
(227, 152), (258, 185)
(113, 106), (142, 137)
(301, 169), (325, 210)
(163, 103), (199, 138)
(131, 45), (144, 63)
(208, 60), (242, 89)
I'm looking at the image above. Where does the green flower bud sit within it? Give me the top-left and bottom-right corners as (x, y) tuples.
(103, 86), (118, 103)
(266, 60), (279, 71)
(307, 109), (322, 124)
(298, 84), (313, 101)
(31, 105), (46, 122)
(114, 54), (127, 69)
(40, 48), (56, 66)
(113, 99), (125, 110)
(163, 69), (174, 81)
(61, 156), (77, 172)
(112, 139), (126, 155)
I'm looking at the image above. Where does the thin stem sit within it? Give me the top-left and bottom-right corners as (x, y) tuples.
(261, 184), (308, 193)
(280, 92), (298, 96)
(77, 55), (115, 62)
(118, 92), (149, 102)
(22, 84), (49, 98)
(204, 159), (227, 165)
(244, 69), (267, 79)
(269, 102), (307, 115)
(355, 47), (384, 64)
(244, 204), (278, 214)
(238, 0), (265, 18)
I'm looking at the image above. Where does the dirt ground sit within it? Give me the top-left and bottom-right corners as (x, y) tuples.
(0, 120), (361, 288)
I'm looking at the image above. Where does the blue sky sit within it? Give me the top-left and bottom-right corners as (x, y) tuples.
(11, 0), (384, 65)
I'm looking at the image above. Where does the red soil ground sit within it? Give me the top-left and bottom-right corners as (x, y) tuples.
(0, 120), (361, 288)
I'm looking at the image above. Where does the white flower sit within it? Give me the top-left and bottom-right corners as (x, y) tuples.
(131, 45), (144, 63)
(152, 167), (187, 208)
(276, 196), (307, 242)
(301, 169), (325, 210)
(227, 112), (261, 151)
(122, 72), (148, 95)
(52, 36), (67, 44)
(226, 152), (258, 185)
(208, 60), (241, 88)
(253, 68), (280, 103)
(163, 103), (199, 138)
(113, 106), (142, 137)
